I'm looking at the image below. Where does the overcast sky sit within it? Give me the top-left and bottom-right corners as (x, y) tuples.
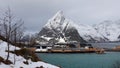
(0, 0), (120, 33)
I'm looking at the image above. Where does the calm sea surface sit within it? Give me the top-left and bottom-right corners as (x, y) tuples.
(36, 43), (120, 68)
(36, 52), (120, 68)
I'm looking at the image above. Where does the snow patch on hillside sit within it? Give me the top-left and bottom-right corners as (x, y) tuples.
(94, 20), (120, 41)
(72, 23), (105, 41)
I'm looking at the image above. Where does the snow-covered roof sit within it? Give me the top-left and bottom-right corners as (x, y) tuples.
(57, 37), (66, 43)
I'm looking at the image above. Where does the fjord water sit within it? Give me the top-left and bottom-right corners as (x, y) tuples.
(91, 42), (120, 48)
(36, 43), (120, 68)
(37, 52), (120, 68)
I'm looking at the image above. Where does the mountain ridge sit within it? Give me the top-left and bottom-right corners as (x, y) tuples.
(94, 20), (120, 42)
(37, 11), (120, 43)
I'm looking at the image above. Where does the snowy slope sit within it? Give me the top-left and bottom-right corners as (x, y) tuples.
(0, 40), (59, 68)
(94, 20), (120, 41)
(72, 23), (107, 42)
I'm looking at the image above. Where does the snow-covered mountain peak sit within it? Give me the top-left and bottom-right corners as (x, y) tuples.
(94, 20), (120, 41)
(44, 11), (75, 32)
(51, 10), (64, 20)
(44, 11), (66, 31)
(38, 11), (87, 43)
(39, 11), (109, 42)
(73, 23), (106, 42)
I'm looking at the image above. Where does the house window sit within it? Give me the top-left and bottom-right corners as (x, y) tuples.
(36, 46), (40, 49)
(42, 46), (47, 49)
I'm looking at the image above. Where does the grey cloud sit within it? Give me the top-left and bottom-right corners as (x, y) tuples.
(0, 0), (120, 33)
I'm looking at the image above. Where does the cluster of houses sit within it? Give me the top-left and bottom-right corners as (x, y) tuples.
(34, 37), (104, 53)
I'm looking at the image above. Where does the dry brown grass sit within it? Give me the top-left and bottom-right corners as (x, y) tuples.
(13, 48), (41, 62)
(0, 56), (12, 65)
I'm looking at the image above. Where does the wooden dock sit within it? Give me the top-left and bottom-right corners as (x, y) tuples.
(35, 48), (104, 54)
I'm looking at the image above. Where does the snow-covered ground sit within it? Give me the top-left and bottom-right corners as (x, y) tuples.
(0, 40), (59, 68)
